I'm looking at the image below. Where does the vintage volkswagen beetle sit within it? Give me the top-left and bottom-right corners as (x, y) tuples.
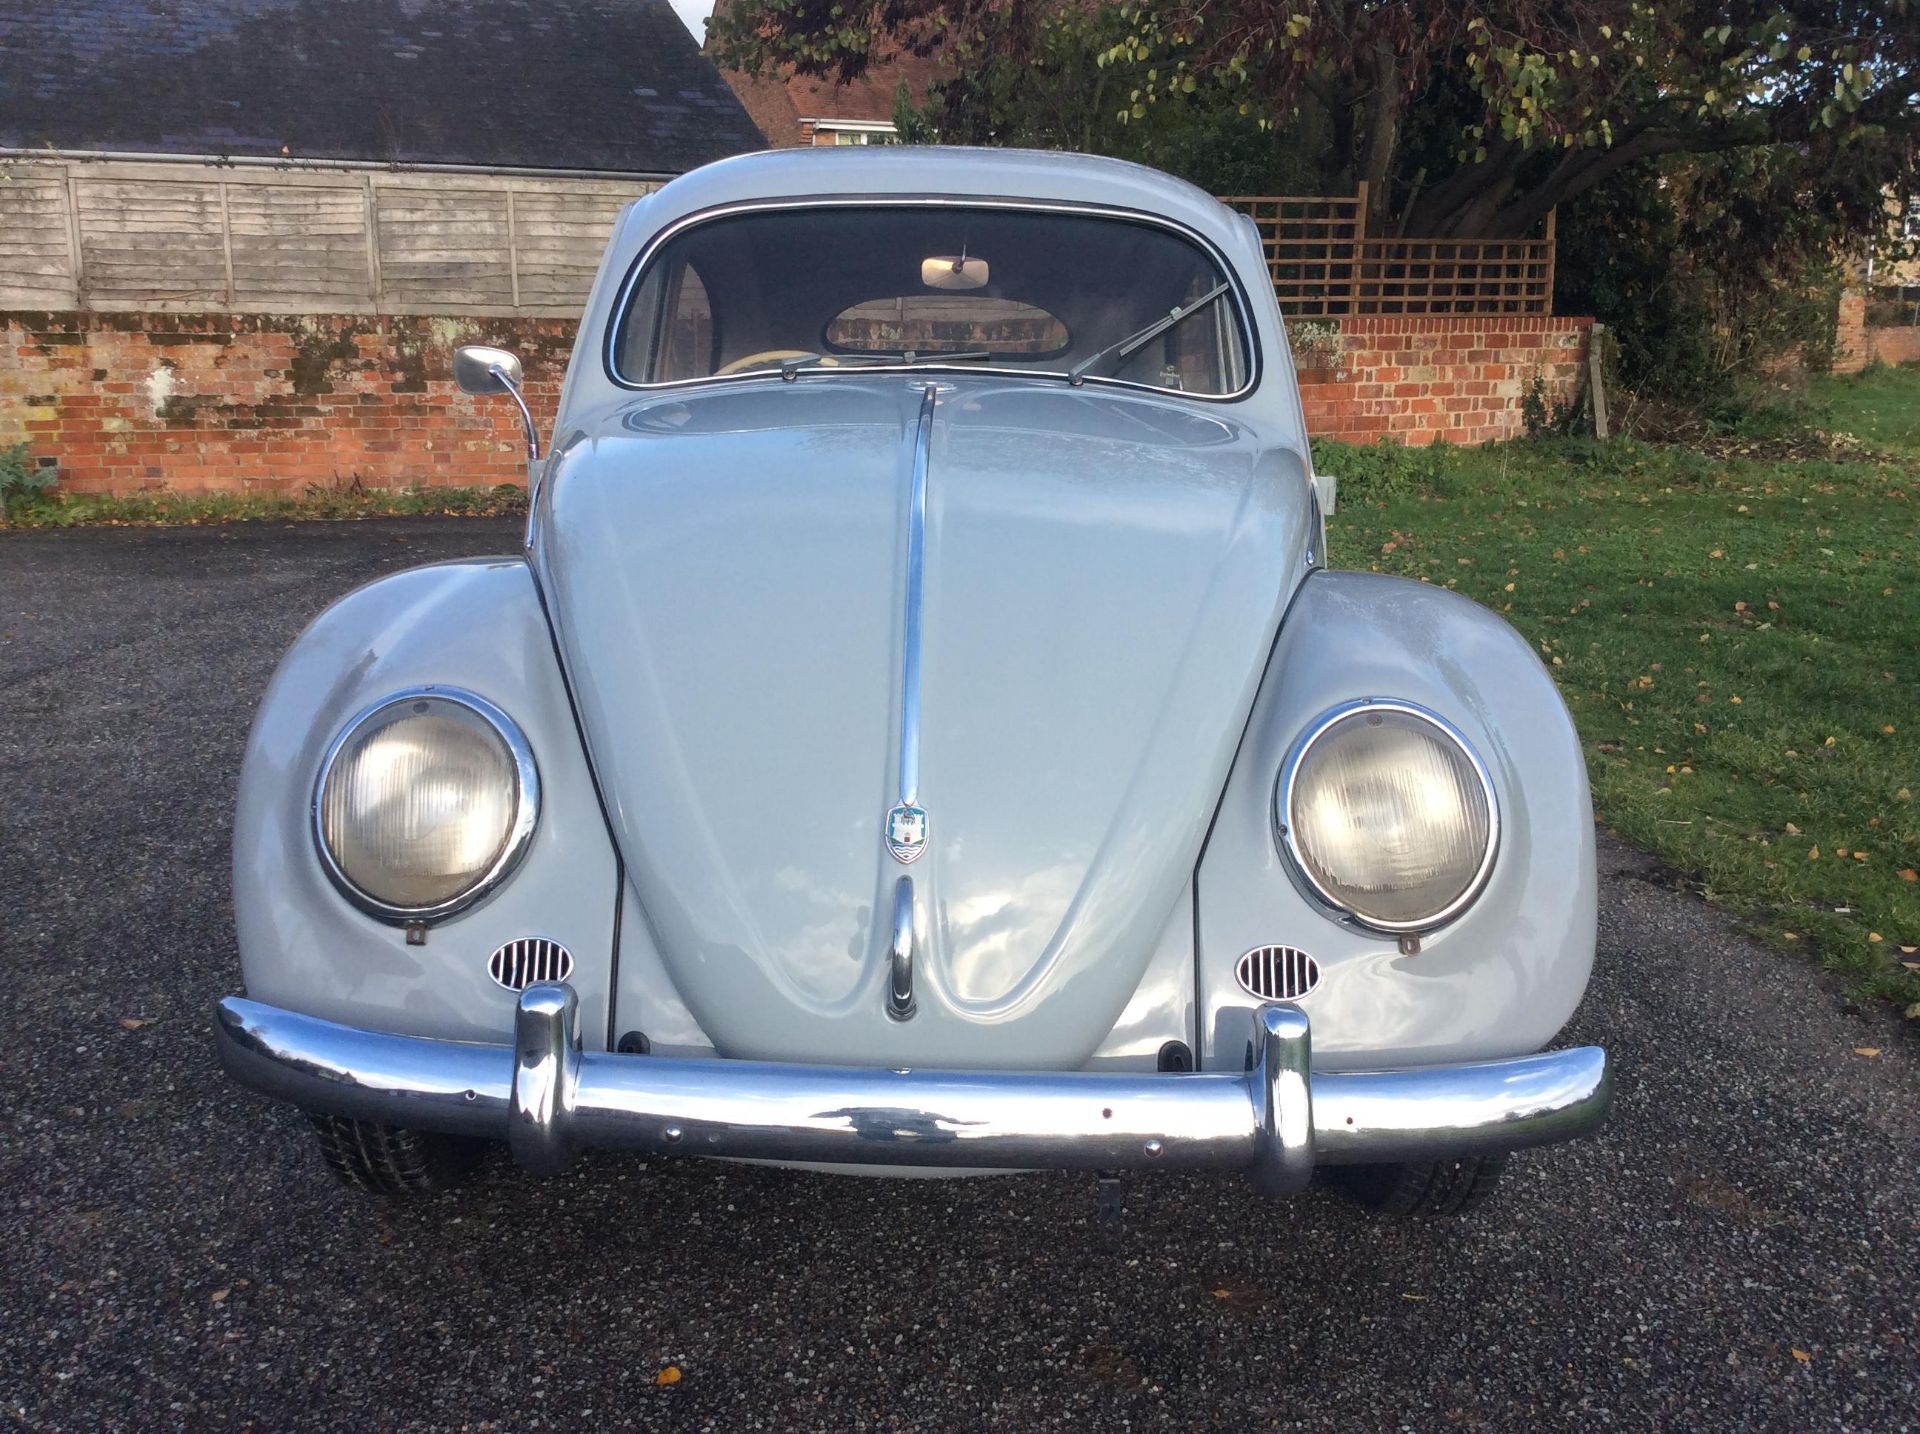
(215, 148), (1609, 1214)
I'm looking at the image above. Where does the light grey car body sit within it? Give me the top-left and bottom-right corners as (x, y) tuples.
(220, 148), (1604, 1192)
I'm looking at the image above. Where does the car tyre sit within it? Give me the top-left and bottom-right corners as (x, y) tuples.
(306, 1113), (485, 1198)
(1325, 1153), (1509, 1216)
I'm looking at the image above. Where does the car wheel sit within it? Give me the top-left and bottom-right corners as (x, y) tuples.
(306, 1113), (485, 1198)
(1324, 1153), (1509, 1217)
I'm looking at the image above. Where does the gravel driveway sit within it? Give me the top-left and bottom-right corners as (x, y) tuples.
(1, 520), (1915, 1431)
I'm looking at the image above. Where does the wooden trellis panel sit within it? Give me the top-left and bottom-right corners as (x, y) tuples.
(1222, 190), (1556, 315)
(1220, 189), (1369, 316)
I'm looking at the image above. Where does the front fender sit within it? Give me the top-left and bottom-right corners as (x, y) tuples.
(1197, 570), (1596, 1069)
(232, 558), (621, 1047)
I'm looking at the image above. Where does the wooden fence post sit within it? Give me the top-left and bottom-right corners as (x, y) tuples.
(1543, 207), (1558, 313)
(1588, 322), (1610, 439)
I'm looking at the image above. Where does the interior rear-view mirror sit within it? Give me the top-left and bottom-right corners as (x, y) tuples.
(921, 256), (989, 291)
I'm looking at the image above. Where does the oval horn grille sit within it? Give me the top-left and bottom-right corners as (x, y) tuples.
(487, 937), (574, 992)
(1235, 944), (1320, 1001)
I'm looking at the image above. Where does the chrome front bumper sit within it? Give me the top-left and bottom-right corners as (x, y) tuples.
(214, 984), (1611, 1193)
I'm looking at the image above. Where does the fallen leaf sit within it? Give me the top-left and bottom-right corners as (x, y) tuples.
(1853, 1047), (1880, 1058)
(1808, 847), (1820, 860)
(1709, 549), (1724, 559)
(1784, 822), (1801, 835)
(1868, 932), (1883, 943)
(118, 1017), (154, 1031)
(655, 1366), (683, 1386)
(210, 1288), (230, 1304)
(1880, 724), (1896, 734)
(1791, 1348), (1813, 1363)
(1905, 1003), (1920, 1020)
(1900, 869), (1918, 883)
(1401, 1293), (1429, 1302)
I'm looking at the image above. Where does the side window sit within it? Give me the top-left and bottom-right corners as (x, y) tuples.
(655, 263), (714, 381)
(1116, 276), (1240, 394)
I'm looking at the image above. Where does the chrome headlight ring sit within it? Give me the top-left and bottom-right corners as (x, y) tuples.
(312, 685), (540, 924)
(1274, 697), (1499, 936)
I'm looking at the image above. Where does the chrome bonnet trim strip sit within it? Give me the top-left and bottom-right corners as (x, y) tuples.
(881, 385), (937, 871)
(887, 876), (917, 1021)
(900, 384), (935, 812)
(213, 989), (1613, 1186)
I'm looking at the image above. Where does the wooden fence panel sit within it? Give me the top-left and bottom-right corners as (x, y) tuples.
(512, 189), (631, 309)
(0, 171), (78, 307)
(374, 186), (516, 311)
(0, 160), (646, 316)
(74, 175), (228, 307)
(227, 182), (374, 309)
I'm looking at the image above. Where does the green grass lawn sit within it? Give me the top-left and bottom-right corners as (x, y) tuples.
(1320, 363), (1920, 1010)
(1811, 364), (1920, 458)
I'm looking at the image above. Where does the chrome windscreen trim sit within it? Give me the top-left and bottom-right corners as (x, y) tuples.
(213, 987), (1612, 1183)
(602, 195), (1261, 403)
(310, 685), (541, 926)
(1273, 697), (1500, 935)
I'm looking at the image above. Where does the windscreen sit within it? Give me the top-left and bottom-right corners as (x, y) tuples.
(613, 205), (1251, 396)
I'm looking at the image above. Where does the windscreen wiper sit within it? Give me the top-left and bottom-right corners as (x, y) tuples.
(1067, 282), (1232, 385)
(775, 350), (993, 380)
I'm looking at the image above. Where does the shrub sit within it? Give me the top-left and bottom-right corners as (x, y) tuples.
(0, 445), (56, 518)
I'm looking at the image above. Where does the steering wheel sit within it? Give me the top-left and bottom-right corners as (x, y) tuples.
(715, 349), (838, 376)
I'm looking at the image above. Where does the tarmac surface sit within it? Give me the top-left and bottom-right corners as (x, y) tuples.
(1, 519), (1915, 1431)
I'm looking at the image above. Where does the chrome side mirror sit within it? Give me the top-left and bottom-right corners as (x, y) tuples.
(454, 344), (523, 396)
(453, 345), (539, 463)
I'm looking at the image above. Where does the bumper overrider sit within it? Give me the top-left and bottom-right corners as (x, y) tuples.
(214, 984), (1611, 1193)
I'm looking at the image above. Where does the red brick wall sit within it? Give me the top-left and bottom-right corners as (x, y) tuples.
(1, 312), (569, 495)
(3, 310), (1596, 495)
(1863, 325), (1920, 368)
(1296, 315), (1593, 447)
(1833, 290), (1871, 374)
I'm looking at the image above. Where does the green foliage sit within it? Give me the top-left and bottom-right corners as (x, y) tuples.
(1557, 146), (1860, 409)
(714, 1), (1920, 243)
(0, 445), (56, 517)
(1328, 365), (1920, 1009)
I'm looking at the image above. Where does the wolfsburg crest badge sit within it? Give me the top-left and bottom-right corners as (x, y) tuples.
(884, 803), (930, 864)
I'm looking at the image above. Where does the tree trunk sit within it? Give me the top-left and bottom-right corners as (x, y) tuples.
(1358, 41), (1399, 235)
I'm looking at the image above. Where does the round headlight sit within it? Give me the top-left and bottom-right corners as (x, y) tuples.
(314, 688), (538, 920)
(1276, 699), (1496, 932)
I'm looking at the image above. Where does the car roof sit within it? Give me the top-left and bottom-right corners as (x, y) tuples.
(625, 146), (1252, 258)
